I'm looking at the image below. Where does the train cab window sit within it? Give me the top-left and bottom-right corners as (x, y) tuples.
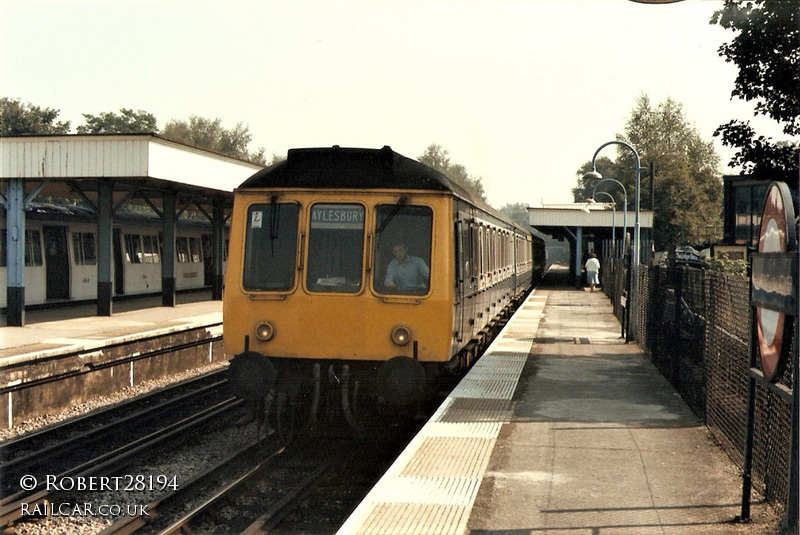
(243, 202), (300, 291)
(373, 204), (432, 296)
(72, 232), (97, 265)
(306, 203), (365, 293)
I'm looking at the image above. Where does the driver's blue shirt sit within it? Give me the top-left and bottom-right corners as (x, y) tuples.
(385, 255), (430, 292)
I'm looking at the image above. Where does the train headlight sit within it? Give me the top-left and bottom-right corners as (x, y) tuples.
(390, 325), (412, 346)
(255, 321), (276, 342)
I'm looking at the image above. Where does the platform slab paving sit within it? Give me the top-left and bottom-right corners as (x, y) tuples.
(467, 287), (780, 534)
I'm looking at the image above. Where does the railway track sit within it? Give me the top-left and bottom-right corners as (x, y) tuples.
(80, 411), (422, 534)
(0, 371), (243, 529)
(98, 440), (289, 535)
(1, 370), (228, 474)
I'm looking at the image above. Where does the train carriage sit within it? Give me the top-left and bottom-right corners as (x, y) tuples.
(223, 146), (543, 433)
(1, 204), (221, 309)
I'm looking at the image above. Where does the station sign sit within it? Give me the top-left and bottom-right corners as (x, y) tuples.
(751, 181), (797, 381)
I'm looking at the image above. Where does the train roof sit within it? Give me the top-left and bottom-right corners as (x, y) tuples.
(238, 145), (469, 195)
(236, 146), (528, 233)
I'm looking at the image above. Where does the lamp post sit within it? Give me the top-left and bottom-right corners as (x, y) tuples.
(593, 191), (617, 259)
(584, 140), (643, 339)
(590, 178), (628, 260)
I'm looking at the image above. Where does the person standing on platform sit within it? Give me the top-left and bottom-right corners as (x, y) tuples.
(584, 252), (600, 293)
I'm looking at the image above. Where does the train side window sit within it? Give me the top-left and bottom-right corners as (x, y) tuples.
(25, 230), (43, 267)
(0, 231), (6, 267)
(373, 204), (432, 296)
(243, 202), (300, 291)
(124, 234), (143, 264)
(0, 230), (37, 267)
(72, 232), (97, 265)
(306, 203), (365, 293)
(188, 237), (201, 263)
(142, 235), (161, 264)
(176, 237), (190, 263)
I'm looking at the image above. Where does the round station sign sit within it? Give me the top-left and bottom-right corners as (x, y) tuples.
(754, 182), (797, 381)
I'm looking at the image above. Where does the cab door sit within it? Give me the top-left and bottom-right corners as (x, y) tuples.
(455, 213), (477, 344)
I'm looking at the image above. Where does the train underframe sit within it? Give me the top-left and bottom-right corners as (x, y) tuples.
(226, 291), (528, 443)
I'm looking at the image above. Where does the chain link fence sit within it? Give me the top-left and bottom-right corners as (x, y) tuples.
(608, 264), (793, 517)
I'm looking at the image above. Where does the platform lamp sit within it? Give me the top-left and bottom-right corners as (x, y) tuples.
(591, 191), (617, 259)
(584, 140), (642, 339)
(590, 178), (628, 260)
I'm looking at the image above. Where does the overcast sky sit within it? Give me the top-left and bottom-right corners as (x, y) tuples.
(0, 0), (789, 207)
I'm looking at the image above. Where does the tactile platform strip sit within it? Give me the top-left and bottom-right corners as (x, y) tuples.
(353, 503), (470, 535)
(336, 289), (547, 535)
(450, 378), (518, 399)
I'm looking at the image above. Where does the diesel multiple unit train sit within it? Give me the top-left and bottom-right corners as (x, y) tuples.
(223, 146), (545, 435)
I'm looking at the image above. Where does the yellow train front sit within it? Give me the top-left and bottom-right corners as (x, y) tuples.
(223, 146), (534, 433)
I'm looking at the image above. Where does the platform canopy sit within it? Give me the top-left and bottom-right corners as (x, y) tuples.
(1, 133), (262, 194)
(1, 134), (264, 326)
(528, 203), (654, 284)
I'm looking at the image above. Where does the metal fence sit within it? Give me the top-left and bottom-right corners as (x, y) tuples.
(603, 263), (793, 517)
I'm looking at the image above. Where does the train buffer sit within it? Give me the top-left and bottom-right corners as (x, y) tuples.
(337, 269), (779, 534)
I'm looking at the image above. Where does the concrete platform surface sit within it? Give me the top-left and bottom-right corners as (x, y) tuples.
(466, 285), (779, 534)
(0, 293), (221, 358)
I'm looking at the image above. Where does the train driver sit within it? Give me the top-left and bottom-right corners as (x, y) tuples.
(384, 243), (430, 294)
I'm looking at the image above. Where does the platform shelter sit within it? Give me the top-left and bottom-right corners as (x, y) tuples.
(528, 203), (654, 286)
(1, 134), (263, 326)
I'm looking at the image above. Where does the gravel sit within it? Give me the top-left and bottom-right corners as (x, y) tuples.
(5, 361), (262, 535)
(0, 361), (229, 443)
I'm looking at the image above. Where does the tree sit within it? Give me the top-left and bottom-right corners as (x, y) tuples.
(418, 144), (487, 201)
(499, 203), (530, 228)
(576, 95), (723, 252)
(572, 156), (617, 203)
(266, 152), (286, 166)
(161, 116), (266, 164)
(76, 108), (157, 134)
(711, 0), (800, 176)
(1, 97), (71, 135)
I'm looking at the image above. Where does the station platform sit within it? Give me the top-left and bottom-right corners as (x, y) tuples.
(1, 292), (221, 358)
(337, 271), (778, 534)
(0, 293), (225, 429)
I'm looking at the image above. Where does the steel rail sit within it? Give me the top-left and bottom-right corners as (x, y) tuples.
(99, 443), (286, 535)
(0, 397), (242, 527)
(0, 372), (228, 476)
(238, 462), (333, 535)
